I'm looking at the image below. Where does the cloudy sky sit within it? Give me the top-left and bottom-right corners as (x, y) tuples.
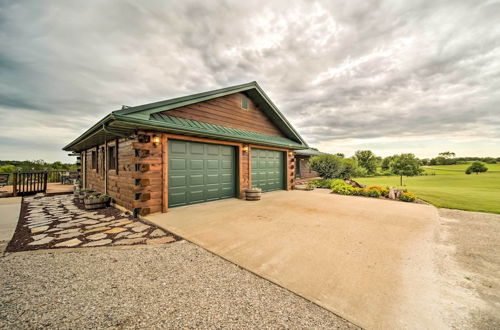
(1, 0), (499, 162)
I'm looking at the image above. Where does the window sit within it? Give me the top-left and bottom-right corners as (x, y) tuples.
(241, 95), (249, 110)
(91, 150), (97, 170)
(108, 146), (116, 170)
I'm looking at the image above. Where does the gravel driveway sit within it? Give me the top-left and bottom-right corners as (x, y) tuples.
(0, 241), (356, 329)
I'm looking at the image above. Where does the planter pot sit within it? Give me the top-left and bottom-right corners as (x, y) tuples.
(79, 190), (94, 203)
(245, 188), (262, 201)
(84, 196), (110, 210)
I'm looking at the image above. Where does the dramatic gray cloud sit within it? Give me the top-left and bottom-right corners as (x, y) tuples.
(1, 0), (499, 161)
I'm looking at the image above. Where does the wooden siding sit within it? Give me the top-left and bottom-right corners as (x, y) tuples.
(163, 92), (286, 138)
(82, 130), (294, 215)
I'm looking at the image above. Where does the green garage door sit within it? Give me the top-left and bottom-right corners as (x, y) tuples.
(251, 148), (285, 192)
(168, 140), (236, 207)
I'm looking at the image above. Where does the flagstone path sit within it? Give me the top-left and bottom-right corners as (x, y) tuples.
(6, 194), (180, 252)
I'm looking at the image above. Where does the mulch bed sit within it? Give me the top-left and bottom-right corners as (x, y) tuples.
(5, 194), (181, 253)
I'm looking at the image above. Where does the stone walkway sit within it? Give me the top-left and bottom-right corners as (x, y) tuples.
(7, 194), (179, 251)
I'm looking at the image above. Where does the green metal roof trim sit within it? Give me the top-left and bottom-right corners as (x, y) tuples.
(63, 81), (309, 151)
(294, 148), (325, 156)
(148, 113), (304, 148)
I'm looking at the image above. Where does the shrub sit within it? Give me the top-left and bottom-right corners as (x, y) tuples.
(331, 182), (355, 195)
(368, 185), (390, 197)
(466, 161), (488, 174)
(398, 192), (416, 202)
(465, 168), (472, 175)
(352, 187), (364, 195)
(309, 154), (359, 179)
(368, 189), (381, 198)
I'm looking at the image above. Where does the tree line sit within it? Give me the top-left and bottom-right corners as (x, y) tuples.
(308, 150), (492, 185)
(0, 160), (77, 174)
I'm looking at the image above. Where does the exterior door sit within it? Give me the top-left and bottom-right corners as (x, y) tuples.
(168, 140), (236, 207)
(251, 148), (285, 192)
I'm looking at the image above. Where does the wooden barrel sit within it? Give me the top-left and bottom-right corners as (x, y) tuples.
(84, 197), (109, 210)
(245, 189), (262, 201)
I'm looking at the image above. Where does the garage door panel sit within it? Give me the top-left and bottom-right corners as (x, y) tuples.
(168, 140), (236, 207)
(171, 159), (186, 170)
(189, 174), (204, 186)
(169, 192), (187, 207)
(170, 175), (187, 187)
(190, 159), (204, 170)
(251, 148), (284, 192)
(206, 159), (219, 169)
(170, 141), (187, 154)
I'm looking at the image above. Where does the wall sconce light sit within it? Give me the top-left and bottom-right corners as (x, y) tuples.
(152, 135), (160, 146)
(288, 151), (294, 157)
(242, 145), (249, 152)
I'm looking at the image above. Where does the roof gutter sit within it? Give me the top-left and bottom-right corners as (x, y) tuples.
(62, 114), (115, 151)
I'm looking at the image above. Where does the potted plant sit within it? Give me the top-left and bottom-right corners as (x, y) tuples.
(84, 193), (111, 210)
(245, 187), (262, 201)
(78, 189), (94, 202)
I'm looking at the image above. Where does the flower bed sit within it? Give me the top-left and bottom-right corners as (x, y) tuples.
(306, 178), (416, 202)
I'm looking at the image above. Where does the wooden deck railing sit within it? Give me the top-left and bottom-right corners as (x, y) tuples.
(12, 172), (48, 196)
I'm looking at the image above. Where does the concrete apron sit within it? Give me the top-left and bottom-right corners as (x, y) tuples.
(146, 190), (444, 329)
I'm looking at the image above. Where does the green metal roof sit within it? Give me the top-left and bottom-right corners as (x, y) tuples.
(63, 81), (309, 151)
(149, 113), (304, 148)
(294, 148), (325, 157)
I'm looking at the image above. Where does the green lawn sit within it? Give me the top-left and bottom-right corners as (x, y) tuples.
(355, 163), (500, 214)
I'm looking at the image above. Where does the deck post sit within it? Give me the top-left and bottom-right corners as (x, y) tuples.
(12, 172), (18, 196)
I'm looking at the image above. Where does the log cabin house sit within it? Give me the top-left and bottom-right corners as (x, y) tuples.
(63, 82), (308, 216)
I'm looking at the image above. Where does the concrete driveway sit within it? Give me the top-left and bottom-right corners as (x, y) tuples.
(147, 190), (443, 329)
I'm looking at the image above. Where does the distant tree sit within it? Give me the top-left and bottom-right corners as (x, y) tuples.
(381, 156), (395, 171)
(420, 158), (430, 166)
(429, 158), (437, 165)
(354, 150), (378, 175)
(335, 153), (345, 158)
(0, 165), (16, 173)
(466, 161), (488, 175)
(308, 154), (358, 179)
(390, 153), (423, 186)
(439, 151), (456, 159)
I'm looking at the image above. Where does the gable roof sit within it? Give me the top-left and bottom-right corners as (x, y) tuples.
(63, 81), (308, 151)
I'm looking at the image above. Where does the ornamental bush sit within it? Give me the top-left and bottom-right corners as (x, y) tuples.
(308, 154), (359, 179)
(331, 182), (355, 195)
(398, 192), (416, 202)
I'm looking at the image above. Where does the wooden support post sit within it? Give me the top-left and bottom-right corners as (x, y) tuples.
(162, 134), (168, 213)
(104, 140), (108, 195)
(43, 172), (48, 193)
(12, 172), (17, 196)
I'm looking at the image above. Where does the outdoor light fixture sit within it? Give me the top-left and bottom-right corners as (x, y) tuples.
(152, 135), (160, 146)
(242, 145), (249, 152)
(289, 151), (294, 157)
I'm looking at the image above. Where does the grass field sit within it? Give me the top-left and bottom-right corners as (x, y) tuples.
(356, 163), (500, 214)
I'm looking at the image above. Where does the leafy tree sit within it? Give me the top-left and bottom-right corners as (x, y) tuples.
(354, 150), (378, 175)
(439, 151), (456, 159)
(308, 154), (358, 179)
(381, 156), (395, 171)
(0, 165), (16, 173)
(390, 153), (423, 186)
(466, 161), (488, 175)
(335, 153), (345, 158)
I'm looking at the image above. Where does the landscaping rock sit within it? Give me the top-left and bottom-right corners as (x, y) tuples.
(54, 238), (82, 247)
(31, 226), (49, 234)
(147, 236), (176, 245)
(113, 238), (146, 245)
(56, 232), (82, 240)
(131, 224), (150, 233)
(87, 233), (108, 241)
(104, 227), (127, 234)
(32, 234), (48, 241)
(28, 236), (54, 245)
(83, 226), (111, 234)
(127, 232), (147, 239)
(83, 239), (113, 247)
(114, 231), (132, 239)
(150, 229), (166, 237)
